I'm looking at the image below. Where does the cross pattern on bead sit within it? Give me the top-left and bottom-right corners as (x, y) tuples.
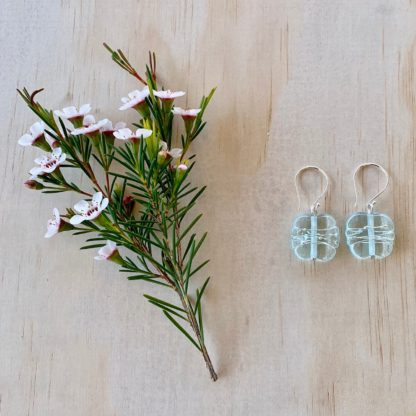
(345, 212), (395, 259)
(291, 213), (340, 262)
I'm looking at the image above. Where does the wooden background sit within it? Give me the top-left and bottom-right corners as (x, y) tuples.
(1, 0), (416, 415)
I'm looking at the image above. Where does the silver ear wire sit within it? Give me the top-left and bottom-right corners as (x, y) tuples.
(294, 166), (329, 214)
(352, 162), (389, 213)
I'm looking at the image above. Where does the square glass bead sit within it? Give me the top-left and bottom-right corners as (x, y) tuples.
(345, 212), (395, 259)
(291, 213), (340, 262)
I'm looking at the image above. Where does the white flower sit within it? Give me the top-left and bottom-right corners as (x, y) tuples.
(69, 192), (109, 225)
(172, 107), (201, 118)
(71, 115), (109, 135)
(19, 121), (57, 150)
(154, 89), (185, 101)
(94, 240), (117, 260)
(29, 147), (66, 178)
(119, 87), (149, 111)
(113, 128), (153, 142)
(100, 120), (126, 134)
(45, 208), (61, 238)
(54, 104), (91, 120)
(160, 141), (182, 159)
(18, 121), (46, 146)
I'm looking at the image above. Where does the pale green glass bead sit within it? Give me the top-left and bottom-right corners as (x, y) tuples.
(345, 212), (395, 259)
(291, 213), (340, 262)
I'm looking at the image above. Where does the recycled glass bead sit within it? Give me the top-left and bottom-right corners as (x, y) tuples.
(291, 213), (340, 262)
(345, 212), (395, 259)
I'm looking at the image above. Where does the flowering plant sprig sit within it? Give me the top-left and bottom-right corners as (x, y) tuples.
(17, 44), (218, 380)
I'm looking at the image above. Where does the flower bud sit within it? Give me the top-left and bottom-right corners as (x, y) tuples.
(157, 150), (170, 166)
(24, 180), (44, 190)
(177, 163), (188, 171)
(123, 195), (135, 216)
(175, 163), (188, 181)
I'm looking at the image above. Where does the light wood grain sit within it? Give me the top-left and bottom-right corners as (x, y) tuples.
(1, 0), (416, 415)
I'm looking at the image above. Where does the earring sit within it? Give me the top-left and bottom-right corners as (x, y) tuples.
(290, 166), (340, 262)
(345, 163), (395, 259)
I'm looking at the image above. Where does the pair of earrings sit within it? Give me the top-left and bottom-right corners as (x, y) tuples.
(290, 163), (395, 262)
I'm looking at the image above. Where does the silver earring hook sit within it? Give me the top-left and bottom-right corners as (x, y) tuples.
(353, 162), (389, 213)
(294, 166), (329, 214)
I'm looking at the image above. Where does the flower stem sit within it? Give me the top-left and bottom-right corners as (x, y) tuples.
(177, 289), (218, 381)
(134, 166), (218, 380)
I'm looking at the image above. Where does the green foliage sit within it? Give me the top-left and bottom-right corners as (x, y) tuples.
(18, 45), (218, 380)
